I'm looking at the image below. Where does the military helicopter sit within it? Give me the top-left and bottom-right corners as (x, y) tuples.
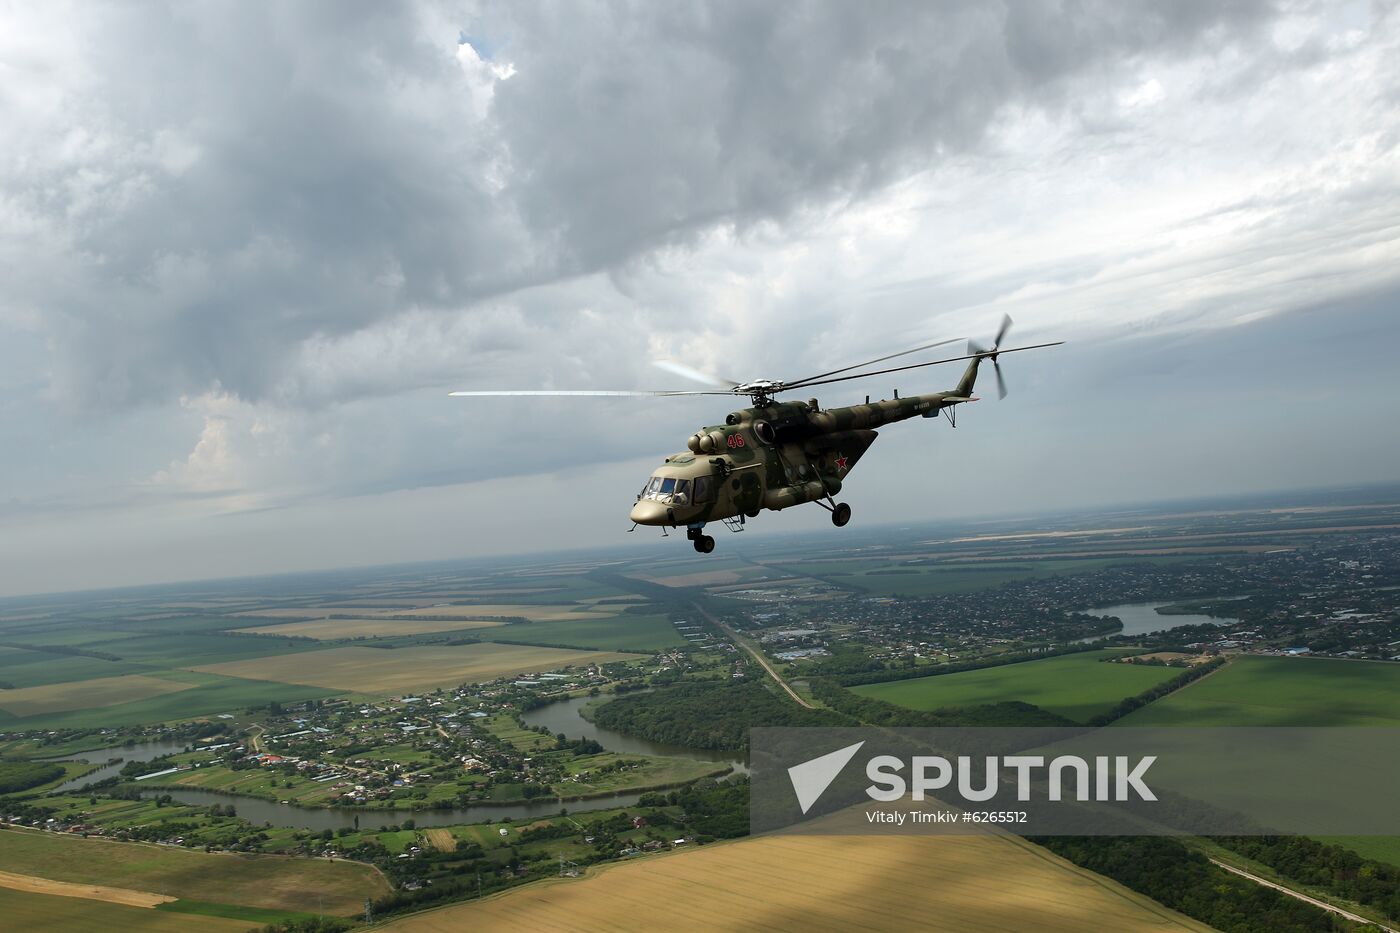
(452, 315), (1060, 553)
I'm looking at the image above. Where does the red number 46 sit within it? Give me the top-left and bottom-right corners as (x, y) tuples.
(727, 434), (745, 448)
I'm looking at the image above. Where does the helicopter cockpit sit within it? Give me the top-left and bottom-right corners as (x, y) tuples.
(637, 474), (717, 508)
(630, 459), (717, 527)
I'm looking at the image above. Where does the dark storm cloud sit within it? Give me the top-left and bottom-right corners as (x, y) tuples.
(489, 0), (1276, 270)
(2, 0), (1279, 410)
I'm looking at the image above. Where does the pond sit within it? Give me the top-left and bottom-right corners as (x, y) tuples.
(1078, 600), (1242, 641)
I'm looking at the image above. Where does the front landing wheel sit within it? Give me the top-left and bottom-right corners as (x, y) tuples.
(831, 503), (852, 527)
(693, 534), (716, 553)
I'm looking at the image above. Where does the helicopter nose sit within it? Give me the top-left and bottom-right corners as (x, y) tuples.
(629, 499), (669, 526)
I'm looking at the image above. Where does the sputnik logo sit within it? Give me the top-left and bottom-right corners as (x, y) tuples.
(787, 741), (865, 814)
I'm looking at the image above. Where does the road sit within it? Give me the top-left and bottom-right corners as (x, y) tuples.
(1209, 858), (1399, 932)
(696, 604), (814, 709)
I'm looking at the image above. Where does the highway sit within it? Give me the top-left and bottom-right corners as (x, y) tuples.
(696, 604), (815, 709)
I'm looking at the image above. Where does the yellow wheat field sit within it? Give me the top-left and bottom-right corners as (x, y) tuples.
(423, 829), (457, 853)
(381, 833), (1214, 933)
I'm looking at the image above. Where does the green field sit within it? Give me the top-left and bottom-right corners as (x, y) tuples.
(1114, 656), (1400, 726)
(83, 633), (322, 666)
(486, 713), (557, 752)
(0, 650), (153, 688)
(0, 888), (254, 933)
(489, 613), (684, 651)
(1314, 835), (1400, 868)
(851, 650), (1183, 723)
(0, 827), (388, 914)
(1, 671), (341, 730)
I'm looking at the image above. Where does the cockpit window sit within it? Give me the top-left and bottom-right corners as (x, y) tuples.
(641, 475), (700, 505)
(693, 475), (714, 502)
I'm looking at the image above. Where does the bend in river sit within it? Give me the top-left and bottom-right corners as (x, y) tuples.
(134, 694), (744, 830)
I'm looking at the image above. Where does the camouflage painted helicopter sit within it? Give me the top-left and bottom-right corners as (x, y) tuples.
(452, 316), (1060, 553)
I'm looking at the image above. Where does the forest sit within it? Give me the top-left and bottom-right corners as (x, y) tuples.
(591, 680), (847, 749)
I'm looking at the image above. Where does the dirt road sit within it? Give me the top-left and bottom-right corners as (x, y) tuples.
(1209, 858), (1399, 932)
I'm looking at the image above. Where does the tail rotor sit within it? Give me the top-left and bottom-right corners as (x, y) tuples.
(969, 314), (1013, 399)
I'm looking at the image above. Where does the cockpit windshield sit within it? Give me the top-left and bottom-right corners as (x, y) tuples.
(640, 476), (693, 505)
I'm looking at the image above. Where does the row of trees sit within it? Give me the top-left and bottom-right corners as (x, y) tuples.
(1083, 657), (1226, 727)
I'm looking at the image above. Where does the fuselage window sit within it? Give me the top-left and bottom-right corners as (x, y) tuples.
(693, 475), (714, 502)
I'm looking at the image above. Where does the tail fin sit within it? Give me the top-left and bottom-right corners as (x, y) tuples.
(954, 356), (981, 398)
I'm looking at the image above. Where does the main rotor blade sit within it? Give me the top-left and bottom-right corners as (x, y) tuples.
(787, 341), (1064, 391)
(784, 336), (962, 390)
(652, 359), (738, 389)
(448, 389), (733, 398)
(994, 360), (1007, 400)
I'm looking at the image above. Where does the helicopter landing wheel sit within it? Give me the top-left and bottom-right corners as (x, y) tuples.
(831, 502), (852, 527)
(745, 509), (760, 519)
(693, 534), (715, 554)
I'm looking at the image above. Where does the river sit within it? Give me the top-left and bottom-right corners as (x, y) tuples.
(125, 694), (741, 830)
(518, 694), (748, 775)
(45, 738), (192, 793)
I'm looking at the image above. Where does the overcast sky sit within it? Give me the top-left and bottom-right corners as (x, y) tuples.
(2, 1), (1398, 597)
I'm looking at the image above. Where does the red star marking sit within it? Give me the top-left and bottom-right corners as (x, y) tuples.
(834, 454), (848, 472)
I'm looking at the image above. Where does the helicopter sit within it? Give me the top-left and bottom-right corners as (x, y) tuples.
(451, 315), (1061, 553)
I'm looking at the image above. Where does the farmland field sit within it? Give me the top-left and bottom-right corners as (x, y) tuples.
(235, 602), (622, 622)
(80, 633), (325, 666)
(1114, 656), (1400, 726)
(3, 671), (342, 730)
(0, 868), (172, 907)
(490, 613), (685, 652)
(0, 888), (252, 933)
(380, 832), (1212, 932)
(191, 642), (638, 694)
(0, 828), (388, 914)
(1314, 835), (1400, 868)
(423, 828), (456, 852)
(851, 650), (1182, 723)
(0, 673), (193, 718)
(0, 650), (155, 688)
(233, 617), (507, 639)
